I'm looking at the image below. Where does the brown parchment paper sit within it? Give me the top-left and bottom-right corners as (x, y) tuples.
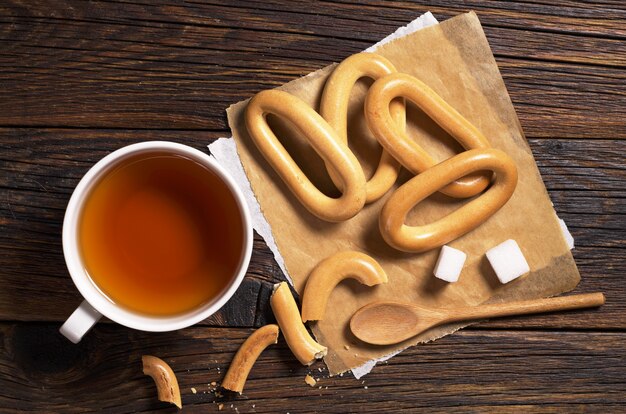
(227, 12), (580, 375)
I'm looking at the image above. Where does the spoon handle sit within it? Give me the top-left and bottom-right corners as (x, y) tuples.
(449, 293), (605, 322)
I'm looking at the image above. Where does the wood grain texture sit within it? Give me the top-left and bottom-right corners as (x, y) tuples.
(0, 0), (624, 138)
(1, 323), (625, 413)
(0, 1), (625, 412)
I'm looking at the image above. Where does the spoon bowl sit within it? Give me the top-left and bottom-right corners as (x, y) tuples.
(350, 302), (446, 345)
(350, 293), (605, 346)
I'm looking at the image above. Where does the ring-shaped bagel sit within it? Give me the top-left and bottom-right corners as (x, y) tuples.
(245, 89), (367, 222)
(366, 72), (493, 199)
(379, 148), (518, 252)
(320, 53), (404, 203)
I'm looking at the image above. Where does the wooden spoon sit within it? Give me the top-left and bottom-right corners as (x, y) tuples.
(350, 293), (605, 345)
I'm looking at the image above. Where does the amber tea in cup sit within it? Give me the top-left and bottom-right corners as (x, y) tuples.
(78, 152), (244, 316)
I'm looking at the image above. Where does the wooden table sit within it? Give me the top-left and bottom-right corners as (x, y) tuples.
(1, 1), (624, 412)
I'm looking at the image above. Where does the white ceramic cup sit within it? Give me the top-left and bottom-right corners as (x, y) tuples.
(59, 141), (253, 343)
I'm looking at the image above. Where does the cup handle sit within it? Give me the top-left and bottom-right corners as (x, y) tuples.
(59, 300), (102, 343)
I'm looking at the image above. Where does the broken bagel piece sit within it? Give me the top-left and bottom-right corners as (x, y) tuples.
(142, 355), (182, 409)
(301, 251), (388, 323)
(221, 324), (280, 394)
(271, 282), (327, 365)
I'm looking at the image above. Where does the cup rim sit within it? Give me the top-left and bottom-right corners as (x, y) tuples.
(62, 141), (253, 332)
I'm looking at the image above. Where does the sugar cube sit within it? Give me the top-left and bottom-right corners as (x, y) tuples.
(433, 245), (467, 283)
(558, 218), (574, 250)
(486, 239), (530, 284)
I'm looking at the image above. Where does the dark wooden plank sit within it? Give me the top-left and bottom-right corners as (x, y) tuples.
(1, 323), (624, 412)
(1, 129), (624, 328)
(0, 1), (624, 136)
(5, 0), (624, 42)
(325, 0), (626, 38)
(498, 60), (625, 139)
